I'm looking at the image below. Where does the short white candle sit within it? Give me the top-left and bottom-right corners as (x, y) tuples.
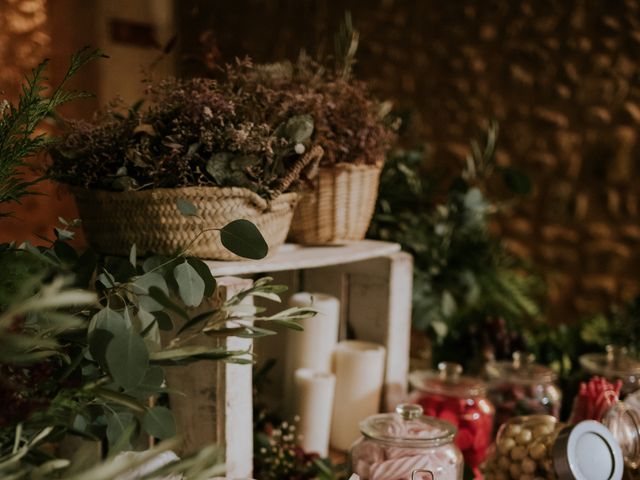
(330, 340), (386, 451)
(293, 368), (336, 457)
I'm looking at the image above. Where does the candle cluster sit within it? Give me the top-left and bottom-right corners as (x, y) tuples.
(570, 376), (622, 423)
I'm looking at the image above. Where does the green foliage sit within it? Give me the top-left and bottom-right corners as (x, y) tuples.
(0, 47), (105, 216)
(579, 297), (640, 355)
(0, 48), (316, 480)
(0, 214), (315, 476)
(369, 122), (543, 368)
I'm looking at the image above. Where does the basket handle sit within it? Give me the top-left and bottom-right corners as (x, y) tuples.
(270, 145), (324, 198)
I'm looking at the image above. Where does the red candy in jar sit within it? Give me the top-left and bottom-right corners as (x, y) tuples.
(408, 362), (495, 471)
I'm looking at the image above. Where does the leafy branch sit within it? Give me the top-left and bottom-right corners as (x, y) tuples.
(0, 47), (105, 215)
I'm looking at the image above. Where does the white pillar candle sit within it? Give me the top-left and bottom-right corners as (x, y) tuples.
(330, 340), (386, 452)
(293, 368), (336, 457)
(284, 292), (340, 412)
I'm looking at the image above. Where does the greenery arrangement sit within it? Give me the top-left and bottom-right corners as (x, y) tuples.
(0, 51), (315, 479)
(221, 14), (398, 169)
(48, 77), (316, 199)
(369, 122), (542, 369)
(0, 47), (106, 216)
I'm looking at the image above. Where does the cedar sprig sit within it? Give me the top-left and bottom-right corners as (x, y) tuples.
(0, 46), (105, 215)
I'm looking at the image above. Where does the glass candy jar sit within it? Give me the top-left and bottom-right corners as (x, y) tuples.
(486, 352), (562, 428)
(602, 391), (640, 470)
(350, 404), (463, 480)
(580, 345), (640, 397)
(408, 362), (494, 469)
(483, 414), (624, 479)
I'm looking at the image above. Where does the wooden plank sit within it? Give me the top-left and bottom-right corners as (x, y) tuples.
(161, 276), (254, 478)
(205, 240), (400, 276)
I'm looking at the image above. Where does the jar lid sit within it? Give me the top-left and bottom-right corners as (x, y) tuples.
(579, 345), (640, 380)
(359, 403), (457, 448)
(486, 351), (557, 385)
(552, 420), (624, 480)
(409, 362), (487, 397)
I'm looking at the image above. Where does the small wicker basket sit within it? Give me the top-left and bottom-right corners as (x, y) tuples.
(288, 162), (382, 245)
(72, 146), (323, 260)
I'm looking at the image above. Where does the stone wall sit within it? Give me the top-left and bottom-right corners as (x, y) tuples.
(177, 0), (640, 322)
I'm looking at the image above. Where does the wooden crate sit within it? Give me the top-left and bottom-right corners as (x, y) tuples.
(208, 241), (413, 410)
(166, 240), (413, 478)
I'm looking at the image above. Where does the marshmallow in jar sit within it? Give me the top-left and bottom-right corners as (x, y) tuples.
(349, 403), (463, 480)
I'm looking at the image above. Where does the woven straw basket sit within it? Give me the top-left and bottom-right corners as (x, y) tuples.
(288, 163), (382, 245)
(72, 186), (298, 260)
(72, 146), (324, 260)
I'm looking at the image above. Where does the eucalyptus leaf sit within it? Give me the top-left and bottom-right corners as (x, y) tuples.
(126, 366), (164, 398)
(186, 257), (216, 297)
(148, 286), (189, 320)
(153, 310), (174, 331)
(53, 240), (77, 263)
(142, 406), (176, 440)
(88, 308), (126, 366)
(106, 412), (135, 452)
(132, 273), (169, 312)
(220, 219), (268, 260)
(173, 261), (205, 307)
(176, 198), (198, 217)
(105, 328), (149, 390)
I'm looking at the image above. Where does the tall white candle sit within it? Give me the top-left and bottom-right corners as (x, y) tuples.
(293, 368), (336, 457)
(330, 340), (386, 452)
(284, 292), (340, 412)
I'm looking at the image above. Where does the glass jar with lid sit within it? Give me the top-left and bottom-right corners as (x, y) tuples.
(408, 362), (494, 470)
(350, 403), (463, 480)
(486, 352), (562, 428)
(483, 414), (624, 479)
(580, 345), (640, 397)
(602, 399), (640, 471)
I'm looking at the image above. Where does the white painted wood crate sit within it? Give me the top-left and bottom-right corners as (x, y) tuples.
(166, 240), (413, 478)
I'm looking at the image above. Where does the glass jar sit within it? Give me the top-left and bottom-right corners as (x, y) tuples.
(408, 362), (494, 469)
(483, 414), (624, 479)
(580, 345), (640, 397)
(349, 404), (463, 480)
(602, 392), (640, 470)
(486, 352), (562, 428)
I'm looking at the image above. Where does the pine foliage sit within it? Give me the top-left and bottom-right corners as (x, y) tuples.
(0, 47), (105, 215)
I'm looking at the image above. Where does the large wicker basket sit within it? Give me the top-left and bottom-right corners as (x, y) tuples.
(72, 146), (324, 260)
(288, 163), (382, 245)
(72, 186), (298, 260)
